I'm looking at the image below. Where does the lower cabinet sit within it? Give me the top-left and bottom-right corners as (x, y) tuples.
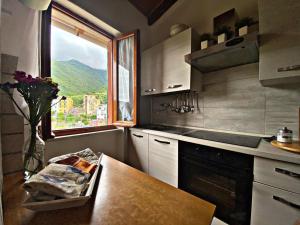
(251, 157), (300, 225)
(128, 131), (149, 173)
(251, 182), (300, 225)
(148, 134), (178, 187)
(128, 131), (179, 187)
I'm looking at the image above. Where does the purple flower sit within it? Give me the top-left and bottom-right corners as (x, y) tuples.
(14, 71), (27, 82)
(2, 70), (64, 123)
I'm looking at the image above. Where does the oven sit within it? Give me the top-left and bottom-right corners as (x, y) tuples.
(179, 142), (254, 225)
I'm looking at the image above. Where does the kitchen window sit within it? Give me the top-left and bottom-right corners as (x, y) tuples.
(41, 2), (139, 139)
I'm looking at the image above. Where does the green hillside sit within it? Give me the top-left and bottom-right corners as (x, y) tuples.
(51, 59), (108, 96)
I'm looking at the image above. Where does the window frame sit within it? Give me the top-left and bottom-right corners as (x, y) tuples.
(112, 31), (139, 127)
(41, 2), (119, 139)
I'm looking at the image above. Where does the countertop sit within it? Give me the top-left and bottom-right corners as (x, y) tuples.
(130, 127), (300, 165)
(3, 155), (216, 225)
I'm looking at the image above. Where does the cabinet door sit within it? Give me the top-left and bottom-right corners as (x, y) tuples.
(161, 28), (192, 93)
(251, 182), (300, 225)
(259, 0), (300, 85)
(141, 44), (162, 96)
(148, 135), (178, 187)
(128, 131), (149, 173)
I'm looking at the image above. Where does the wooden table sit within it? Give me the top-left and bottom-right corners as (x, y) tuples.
(3, 155), (215, 225)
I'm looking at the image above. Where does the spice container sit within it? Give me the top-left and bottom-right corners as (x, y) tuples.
(277, 127), (293, 143)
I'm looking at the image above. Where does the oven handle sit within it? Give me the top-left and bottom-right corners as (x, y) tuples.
(275, 168), (300, 179)
(273, 196), (300, 210)
(154, 139), (170, 144)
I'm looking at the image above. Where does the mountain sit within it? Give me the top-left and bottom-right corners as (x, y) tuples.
(51, 59), (108, 96)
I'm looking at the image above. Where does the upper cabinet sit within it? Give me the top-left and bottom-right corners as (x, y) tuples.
(259, 0), (300, 85)
(141, 28), (202, 96)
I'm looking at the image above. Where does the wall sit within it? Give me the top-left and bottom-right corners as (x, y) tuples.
(71, 0), (258, 50)
(1, 0), (40, 175)
(145, 0), (299, 139)
(0, 54), (24, 174)
(144, 0), (258, 49)
(152, 63), (300, 138)
(1, 0), (39, 75)
(45, 129), (124, 162)
(70, 0), (150, 50)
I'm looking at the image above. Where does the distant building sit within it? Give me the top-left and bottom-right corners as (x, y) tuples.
(52, 97), (74, 115)
(97, 104), (107, 120)
(83, 95), (100, 115)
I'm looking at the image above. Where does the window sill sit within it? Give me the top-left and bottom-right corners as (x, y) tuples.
(47, 125), (118, 140)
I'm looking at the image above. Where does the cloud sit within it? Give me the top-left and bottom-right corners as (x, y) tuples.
(51, 26), (107, 70)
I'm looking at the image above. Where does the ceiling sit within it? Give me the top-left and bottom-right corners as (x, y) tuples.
(128, 0), (177, 25)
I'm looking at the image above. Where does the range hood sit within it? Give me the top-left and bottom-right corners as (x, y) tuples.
(185, 32), (259, 73)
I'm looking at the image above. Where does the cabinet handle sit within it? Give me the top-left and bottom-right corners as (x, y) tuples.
(277, 65), (300, 72)
(144, 88), (156, 93)
(273, 195), (300, 210)
(133, 134), (143, 138)
(154, 139), (170, 144)
(275, 168), (300, 179)
(167, 84), (183, 89)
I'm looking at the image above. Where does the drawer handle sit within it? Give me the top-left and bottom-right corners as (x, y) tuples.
(133, 134), (143, 138)
(273, 195), (300, 210)
(144, 88), (156, 93)
(167, 84), (182, 89)
(278, 65), (300, 72)
(275, 168), (300, 179)
(154, 139), (170, 144)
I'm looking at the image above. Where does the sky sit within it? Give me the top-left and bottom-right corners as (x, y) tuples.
(51, 25), (107, 70)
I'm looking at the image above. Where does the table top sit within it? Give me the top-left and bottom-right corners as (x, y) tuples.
(3, 155), (215, 225)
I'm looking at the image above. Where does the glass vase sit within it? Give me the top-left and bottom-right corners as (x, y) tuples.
(23, 125), (45, 180)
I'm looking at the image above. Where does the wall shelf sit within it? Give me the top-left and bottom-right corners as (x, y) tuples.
(185, 32), (259, 73)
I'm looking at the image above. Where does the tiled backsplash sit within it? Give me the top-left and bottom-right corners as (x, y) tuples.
(152, 63), (300, 139)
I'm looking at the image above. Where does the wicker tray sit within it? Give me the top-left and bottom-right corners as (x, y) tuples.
(271, 140), (300, 154)
(22, 153), (103, 211)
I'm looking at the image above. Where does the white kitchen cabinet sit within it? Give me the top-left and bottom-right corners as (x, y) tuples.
(141, 44), (163, 95)
(251, 157), (300, 225)
(128, 130), (149, 173)
(259, 0), (300, 85)
(148, 134), (178, 187)
(141, 28), (202, 96)
(251, 182), (300, 225)
(254, 157), (300, 194)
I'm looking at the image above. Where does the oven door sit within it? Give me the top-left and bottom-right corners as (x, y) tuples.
(179, 153), (253, 225)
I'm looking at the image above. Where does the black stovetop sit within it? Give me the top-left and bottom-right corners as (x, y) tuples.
(183, 130), (261, 148)
(139, 125), (261, 148)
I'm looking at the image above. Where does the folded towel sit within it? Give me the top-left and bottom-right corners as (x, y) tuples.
(24, 163), (90, 199)
(55, 156), (97, 175)
(48, 148), (99, 165)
